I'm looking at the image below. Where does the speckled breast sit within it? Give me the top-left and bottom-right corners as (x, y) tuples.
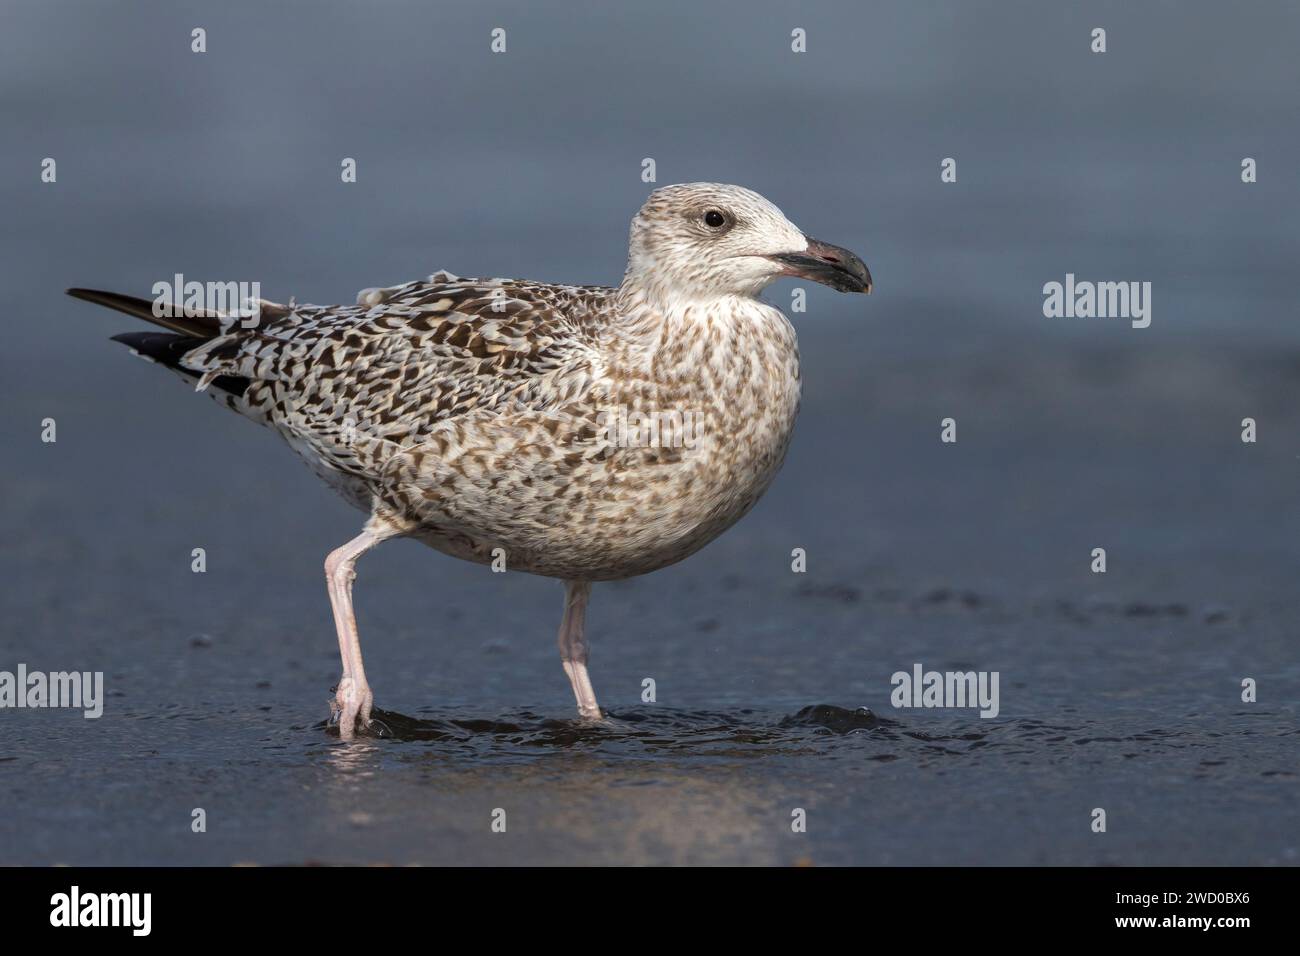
(399, 303), (804, 581)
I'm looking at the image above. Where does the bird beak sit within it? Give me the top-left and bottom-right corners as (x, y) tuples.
(768, 237), (873, 294)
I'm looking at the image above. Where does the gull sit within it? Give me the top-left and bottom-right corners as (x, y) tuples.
(67, 183), (872, 738)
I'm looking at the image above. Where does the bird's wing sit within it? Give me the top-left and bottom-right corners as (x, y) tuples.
(182, 275), (614, 475)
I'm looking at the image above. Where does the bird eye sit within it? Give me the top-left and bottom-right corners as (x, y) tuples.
(703, 210), (726, 228)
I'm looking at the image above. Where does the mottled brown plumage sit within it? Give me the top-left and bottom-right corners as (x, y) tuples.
(68, 183), (872, 737)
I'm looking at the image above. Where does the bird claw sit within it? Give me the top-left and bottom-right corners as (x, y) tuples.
(330, 677), (374, 739)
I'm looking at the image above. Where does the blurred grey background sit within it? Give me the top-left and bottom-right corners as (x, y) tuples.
(1, 1), (1297, 866)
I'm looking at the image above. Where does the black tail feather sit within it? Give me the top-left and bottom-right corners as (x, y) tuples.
(110, 331), (248, 398)
(67, 287), (222, 338)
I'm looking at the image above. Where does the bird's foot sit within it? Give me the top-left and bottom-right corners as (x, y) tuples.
(561, 659), (602, 721)
(330, 676), (374, 739)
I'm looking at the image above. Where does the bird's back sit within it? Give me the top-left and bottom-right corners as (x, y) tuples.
(181, 273), (615, 496)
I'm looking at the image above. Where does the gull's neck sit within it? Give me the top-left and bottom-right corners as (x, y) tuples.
(613, 276), (767, 338)
(604, 275), (795, 385)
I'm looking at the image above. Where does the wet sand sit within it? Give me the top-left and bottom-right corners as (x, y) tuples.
(2, 0), (1297, 866)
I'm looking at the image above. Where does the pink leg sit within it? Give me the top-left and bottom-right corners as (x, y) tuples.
(557, 580), (601, 719)
(325, 528), (385, 738)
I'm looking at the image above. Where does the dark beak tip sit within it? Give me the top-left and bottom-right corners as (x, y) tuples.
(778, 237), (872, 296)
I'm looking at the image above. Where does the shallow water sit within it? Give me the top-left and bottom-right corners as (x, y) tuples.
(3, 0), (1299, 865)
(3, 559), (1296, 865)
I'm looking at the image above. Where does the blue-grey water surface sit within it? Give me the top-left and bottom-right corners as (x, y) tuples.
(1, 0), (1297, 865)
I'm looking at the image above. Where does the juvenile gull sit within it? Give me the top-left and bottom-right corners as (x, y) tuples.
(68, 183), (872, 738)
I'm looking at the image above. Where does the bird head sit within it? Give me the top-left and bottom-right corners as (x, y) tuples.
(623, 182), (872, 303)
